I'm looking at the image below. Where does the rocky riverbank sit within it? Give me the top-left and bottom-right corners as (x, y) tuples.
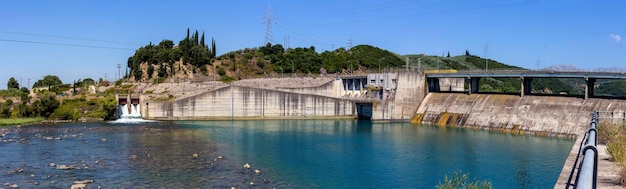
(0, 123), (291, 188)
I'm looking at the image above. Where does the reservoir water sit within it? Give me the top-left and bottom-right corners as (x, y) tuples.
(0, 120), (573, 188)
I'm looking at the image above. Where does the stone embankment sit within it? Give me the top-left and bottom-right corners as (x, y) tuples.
(134, 81), (227, 100)
(412, 93), (626, 137)
(232, 77), (335, 90)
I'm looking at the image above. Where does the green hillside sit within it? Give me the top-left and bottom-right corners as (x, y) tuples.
(124, 29), (582, 95)
(401, 54), (581, 95)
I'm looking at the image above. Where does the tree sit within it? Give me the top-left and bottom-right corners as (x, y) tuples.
(83, 78), (95, 85)
(32, 75), (63, 88)
(158, 64), (167, 78)
(194, 30), (199, 45)
(200, 32), (205, 47)
(7, 77), (19, 89)
(157, 39), (174, 49)
(211, 38), (216, 58)
(447, 51), (451, 57)
(147, 64), (155, 79)
(32, 93), (59, 118)
(465, 49), (470, 56)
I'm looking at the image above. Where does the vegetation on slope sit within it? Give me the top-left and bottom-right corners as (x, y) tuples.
(596, 80), (626, 97)
(126, 28), (404, 82)
(598, 123), (626, 185)
(402, 53), (579, 94)
(0, 76), (123, 123)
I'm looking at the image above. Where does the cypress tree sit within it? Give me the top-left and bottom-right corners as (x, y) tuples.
(200, 32), (205, 47)
(211, 38), (216, 58)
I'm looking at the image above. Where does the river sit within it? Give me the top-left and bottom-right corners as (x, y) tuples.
(0, 120), (573, 188)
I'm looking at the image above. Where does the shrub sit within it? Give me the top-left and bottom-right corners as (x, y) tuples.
(217, 67), (226, 76)
(220, 76), (235, 83)
(436, 171), (492, 189)
(50, 105), (81, 121)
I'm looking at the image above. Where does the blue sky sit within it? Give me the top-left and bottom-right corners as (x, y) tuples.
(1, 0), (625, 89)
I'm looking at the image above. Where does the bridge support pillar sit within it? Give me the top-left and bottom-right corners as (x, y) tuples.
(585, 77), (595, 100)
(469, 77), (480, 95)
(521, 77), (532, 97)
(427, 78), (440, 93)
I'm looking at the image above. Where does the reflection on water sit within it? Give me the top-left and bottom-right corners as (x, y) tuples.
(0, 120), (573, 188)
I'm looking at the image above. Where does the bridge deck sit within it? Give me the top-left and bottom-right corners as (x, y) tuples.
(427, 71), (626, 79)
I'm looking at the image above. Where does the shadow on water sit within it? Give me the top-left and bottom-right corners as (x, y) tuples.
(355, 120), (373, 134)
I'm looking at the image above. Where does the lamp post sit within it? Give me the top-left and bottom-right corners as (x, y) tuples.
(544, 45), (551, 69)
(378, 57), (385, 73)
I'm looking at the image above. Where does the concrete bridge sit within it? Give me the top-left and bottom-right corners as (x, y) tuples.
(426, 70), (626, 99)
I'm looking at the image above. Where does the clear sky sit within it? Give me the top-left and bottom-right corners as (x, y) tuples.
(1, 0), (625, 89)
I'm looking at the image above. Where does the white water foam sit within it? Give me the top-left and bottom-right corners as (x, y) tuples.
(109, 104), (156, 124)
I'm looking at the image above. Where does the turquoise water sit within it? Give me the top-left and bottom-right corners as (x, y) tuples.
(0, 120), (573, 188)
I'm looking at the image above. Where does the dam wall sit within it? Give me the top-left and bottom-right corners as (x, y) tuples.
(371, 72), (426, 121)
(277, 79), (342, 98)
(143, 85), (355, 120)
(412, 93), (626, 137)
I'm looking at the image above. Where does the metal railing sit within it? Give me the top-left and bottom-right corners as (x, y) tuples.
(574, 111), (599, 189)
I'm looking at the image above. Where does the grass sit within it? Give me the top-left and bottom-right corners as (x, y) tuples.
(0, 117), (43, 126)
(598, 123), (626, 185)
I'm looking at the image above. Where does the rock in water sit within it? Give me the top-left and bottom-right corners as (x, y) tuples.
(56, 164), (75, 170)
(243, 163), (251, 169)
(73, 180), (94, 184)
(71, 183), (86, 189)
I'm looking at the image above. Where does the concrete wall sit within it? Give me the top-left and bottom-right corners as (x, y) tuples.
(143, 85), (355, 120)
(371, 72), (426, 121)
(278, 79), (341, 98)
(438, 78), (465, 92)
(412, 93), (626, 137)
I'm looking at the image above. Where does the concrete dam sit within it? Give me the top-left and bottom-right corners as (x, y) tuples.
(140, 72), (626, 137)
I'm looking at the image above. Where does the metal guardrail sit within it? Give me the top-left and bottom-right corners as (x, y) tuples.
(574, 111), (599, 189)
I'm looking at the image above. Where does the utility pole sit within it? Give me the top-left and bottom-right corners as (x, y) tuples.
(104, 73), (107, 81)
(437, 58), (440, 71)
(484, 43), (489, 72)
(536, 60), (541, 70)
(262, 4), (277, 45)
(544, 45), (551, 69)
(379, 58), (385, 73)
(418, 58), (421, 71)
(117, 64), (121, 81)
(27, 79), (30, 89)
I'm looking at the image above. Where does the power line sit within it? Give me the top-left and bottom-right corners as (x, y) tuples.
(319, 0), (564, 26)
(0, 30), (140, 46)
(0, 38), (134, 50)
